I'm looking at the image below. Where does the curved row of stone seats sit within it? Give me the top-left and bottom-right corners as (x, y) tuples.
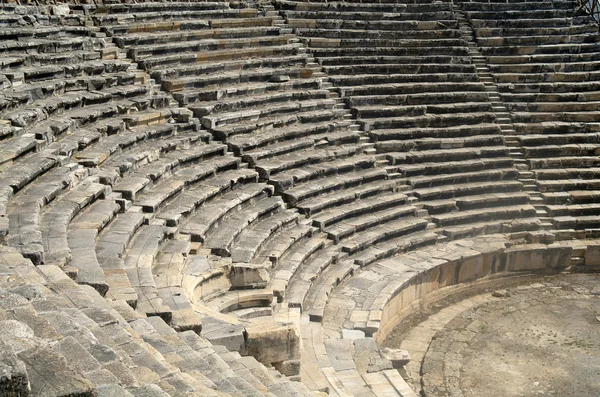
(276, 0), (536, 241)
(0, 245), (316, 396)
(462, 0), (600, 233)
(91, 1), (371, 181)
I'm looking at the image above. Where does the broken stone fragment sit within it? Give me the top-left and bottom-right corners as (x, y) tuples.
(381, 347), (411, 368)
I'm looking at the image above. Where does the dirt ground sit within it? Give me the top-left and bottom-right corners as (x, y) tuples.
(383, 273), (600, 397)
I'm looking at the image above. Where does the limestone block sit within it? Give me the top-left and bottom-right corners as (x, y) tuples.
(244, 322), (300, 365)
(228, 263), (270, 289)
(584, 244), (600, 266)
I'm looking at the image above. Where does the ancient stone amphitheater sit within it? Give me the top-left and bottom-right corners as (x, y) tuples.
(1, 0), (599, 395)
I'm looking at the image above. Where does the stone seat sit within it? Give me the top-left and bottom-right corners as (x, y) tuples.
(422, 191), (530, 214)
(6, 60), (131, 85)
(325, 204), (419, 243)
(475, 25), (598, 38)
(370, 123), (500, 141)
(415, 180), (523, 201)
(518, 133), (599, 146)
(432, 204), (536, 227)
(96, 211), (145, 305)
(469, 16), (589, 29)
(522, 144), (599, 158)
(151, 54), (309, 83)
(513, 121), (600, 134)
(241, 129), (361, 168)
(229, 119), (359, 155)
(494, 70), (600, 84)
(309, 46), (470, 58)
(98, 1), (230, 13)
(506, 101), (600, 113)
(254, 143), (364, 179)
(102, 126), (207, 176)
(546, 203), (600, 217)
(73, 126), (162, 168)
(308, 37), (465, 49)
(123, 224), (172, 320)
(0, 37), (97, 55)
(302, 257), (359, 321)
(282, 167), (388, 205)
(101, 17), (273, 36)
(201, 98), (337, 130)
(350, 230), (439, 268)
(499, 81), (600, 94)
(339, 216), (429, 254)
(512, 111), (600, 124)
(137, 43), (303, 70)
(179, 183), (273, 242)
(340, 82), (486, 97)
(331, 73), (479, 88)
(68, 199), (121, 293)
(376, 135), (504, 154)
(467, 9), (578, 21)
(537, 179), (600, 192)
(283, 244), (343, 309)
(172, 78), (322, 106)
(477, 33), (600, 48)
(551, 215), (600, 230)
(6, 165), (93, 265)
(361, 112), (496, 131)
(190, 89), (330, 118)
(393, 157), (514, 178)
(296, 28), (462, 40)
(157, 168), (258, 226)
(251, 222), (316, 266)
(136, 156), (240, 213)
(354, 102), (492, 119)
(408, 167), (518, 189)
(268, 153), (376, 192)
(211, 108), (348, 142)
(203, 196), (285, 256)
(129, 35), (298, 62)
(112, 144), (229, 200)
(40, 179), (109, 269)
(491, 61), (600, 74)
(462, 1), (577, 11)
(283, 10), (454, 21)
(297, 179), (401, 216)
(269, 235), (331, 299)
(277, 0), (449, 12)
(487, 51), (600, 65)
(528, 156), (600, 170)
(440, 217), (541, 239)
(0, 134), (38, 166)
(151, 240), (203, 333)
(561, 190), (600, 204)
(230, 209), (301, 263)
(311, 191), (410, 230)
(388, 146), (509, 165)
(0, 148), (59, 192)
(318, 55), (472, 66)
(114, 26), (284, 48)
(325, 63), (476, 77)
(161, 66), (307, 92)
(27, 50), (106, 66)
(92, 9), (259, 26)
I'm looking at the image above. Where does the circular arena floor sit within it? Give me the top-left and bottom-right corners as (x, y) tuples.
(384, 274), (600, 397)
